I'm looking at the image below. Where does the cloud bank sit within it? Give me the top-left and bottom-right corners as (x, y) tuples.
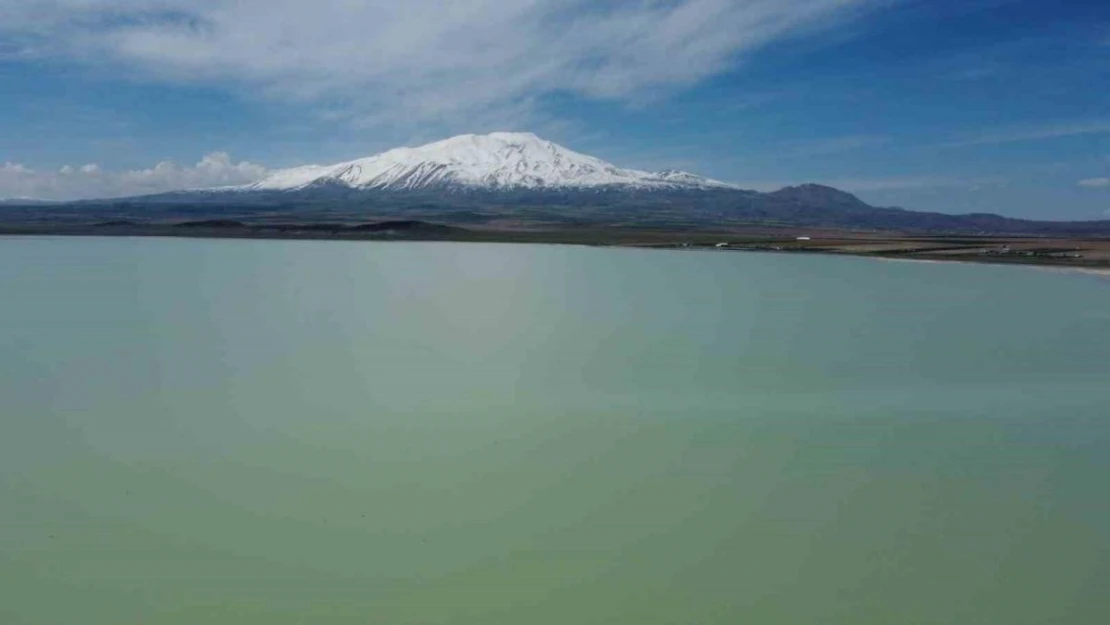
(1079, 177), (1110, 188)
(0, 153), (266, 200)
(0, 0), (881, 127)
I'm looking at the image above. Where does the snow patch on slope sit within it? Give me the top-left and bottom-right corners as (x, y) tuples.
(239, 132), (738, 192)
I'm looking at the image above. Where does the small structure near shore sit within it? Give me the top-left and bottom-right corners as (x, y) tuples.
(715, 242), (730, 248)
(797, 236), (812, 241)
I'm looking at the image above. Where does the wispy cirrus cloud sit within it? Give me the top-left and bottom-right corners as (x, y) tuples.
(821, 175), (1007, 191)
(1079, 177), (1110, 188)
(730, 174), (1004, 193)
(0, 153), (266, 200)
(936, 119), (1110, 148)
(0, 0), (892, 131)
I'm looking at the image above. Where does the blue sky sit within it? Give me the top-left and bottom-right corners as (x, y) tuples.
(1, 0), (1108, 219)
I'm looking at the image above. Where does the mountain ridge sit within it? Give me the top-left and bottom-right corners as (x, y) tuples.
(228, 132), (739, 193)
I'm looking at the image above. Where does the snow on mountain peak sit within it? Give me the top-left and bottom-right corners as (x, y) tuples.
(243, 132), (738, 193)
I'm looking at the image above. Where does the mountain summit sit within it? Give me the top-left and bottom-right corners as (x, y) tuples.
(236, 132), (738, 193)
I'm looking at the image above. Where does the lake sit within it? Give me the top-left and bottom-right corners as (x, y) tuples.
(2, 236), (1108, 625)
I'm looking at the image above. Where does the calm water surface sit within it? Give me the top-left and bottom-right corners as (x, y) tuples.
(1, 237), (1108, 624)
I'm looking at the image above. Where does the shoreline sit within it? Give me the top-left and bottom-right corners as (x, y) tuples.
(865, 254), (1110, 278)
(3, 222), (1109, 275)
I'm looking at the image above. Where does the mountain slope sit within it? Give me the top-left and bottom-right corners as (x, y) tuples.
(235, 132), (738, 193)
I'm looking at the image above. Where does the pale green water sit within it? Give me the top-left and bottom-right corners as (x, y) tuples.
(1, 237), (1108, 625)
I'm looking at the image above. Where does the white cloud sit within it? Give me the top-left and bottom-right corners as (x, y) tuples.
(2, 162), (34, 175)
(0, 152), (266, 200)
(1079, 177), (1110, 188)
(937, 120), (1110, 148)
(0, 0), (887, 129)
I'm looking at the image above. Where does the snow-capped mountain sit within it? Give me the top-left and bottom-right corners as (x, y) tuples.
(233, 132), (738, 193)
